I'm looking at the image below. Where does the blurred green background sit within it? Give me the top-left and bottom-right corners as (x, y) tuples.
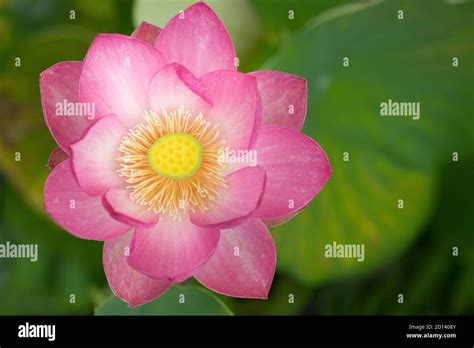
(0, 0), (473, 315)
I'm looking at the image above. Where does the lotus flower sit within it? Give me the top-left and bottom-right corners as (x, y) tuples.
(40, 2), (331, 307)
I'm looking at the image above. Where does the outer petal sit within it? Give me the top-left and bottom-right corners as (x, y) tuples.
(78, 34), (166, 128)
(147, 63), (212, 117)
(249, 71), (307, 131)
(155, 2), (235, 77)
(262, 211), (300, 228)
(128, 215), (220, 281)
(47, 147), (68, 170)
(131, 21), (161, 45)
(251, 126), (331, 220)
(44, 160), (129, 241)
(70, 114), (125, 197)
(193, 218), (275, 299)
(40, 61), (89, 153)
(102, 187), (159, 228)
(103, 231), (170, 308)
(190, 166), (266, 228)
(200, 70), (260, 150)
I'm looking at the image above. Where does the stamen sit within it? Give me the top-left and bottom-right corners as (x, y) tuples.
(116, 108), (227, 219)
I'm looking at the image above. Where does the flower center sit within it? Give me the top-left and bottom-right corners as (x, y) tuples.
(148, 132), (202, 179)
(116, 108), (227, 219)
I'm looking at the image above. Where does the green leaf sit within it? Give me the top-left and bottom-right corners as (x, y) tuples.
(0, 178), (103, 314)
(243, 0), (358, 70)
(431, 158), (474, 314)
(95, 285), (234, 315)
(0, 26), (93, 211)
(313, 158), (474, 314)
(222, 275), (313, 315)
(264, 0), (474, 285)
(250, 0), (355, 41)
(1, 0), (128, 47)
(133, 0), (261, 60)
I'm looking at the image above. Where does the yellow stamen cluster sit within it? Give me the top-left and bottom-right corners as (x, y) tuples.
(116, 108), (227, 218)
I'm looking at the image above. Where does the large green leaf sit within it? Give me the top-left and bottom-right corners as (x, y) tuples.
(0, 178), (103, 314)
(313, 158), (474, 314)
(264, 0), (474, 285)
(0, 26), (92, 211)
(243, 0), (360, 70)
(250, 0), (355, 41)
(1, 0), (128, 47)
(95, 285), (233, 315)
(221, 275), (313, 315)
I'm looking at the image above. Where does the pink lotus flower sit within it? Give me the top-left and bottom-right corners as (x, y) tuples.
(40, 2), (331, 307)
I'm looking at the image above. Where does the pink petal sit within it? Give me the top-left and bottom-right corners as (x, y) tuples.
(131, 21), (161, 46)
(262, 211), (300, 228)
(47, 147), (68, 170)
(251, 126), (331, 220)
(249, 71), (307, 131)
(40, 61), (90, 153)
(155, 2), (235, 77)
(70, 114), (126, 197)
(103, 231), (170, 308)
(44, 160), (130, 241)
(102, 187), (159, 228)
(193, 218), (275, 299)
(191, 166), (266, 228)
(200, 70), (261, 150)
(78, 34), (166, 128)
(128, 215), (220, 281)
(147, 63), (212, 117)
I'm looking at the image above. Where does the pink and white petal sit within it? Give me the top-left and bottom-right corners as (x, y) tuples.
(78, 34), (166, 128)
(155, 2), (235, 77)
(171, 272), (193, 284)
(193, 218), (275, 299)
(128, 215), (220, 281)
(44, 160), (130, 241)
(251, 126), (331, 220)
(191, 166), (266, 229)
(70, 114), (126, 197)
(200, 71), (260, 150)
(47, 147), (68, 171)
(131, 21), (161, 46)
(262, 210), (300, 228)
(40, 61), (90, 153)
(103, 231), (170, 308)
(249, 71), (307, 131)
(102, 187), (159, 228)
(147, 63), (212, 117)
